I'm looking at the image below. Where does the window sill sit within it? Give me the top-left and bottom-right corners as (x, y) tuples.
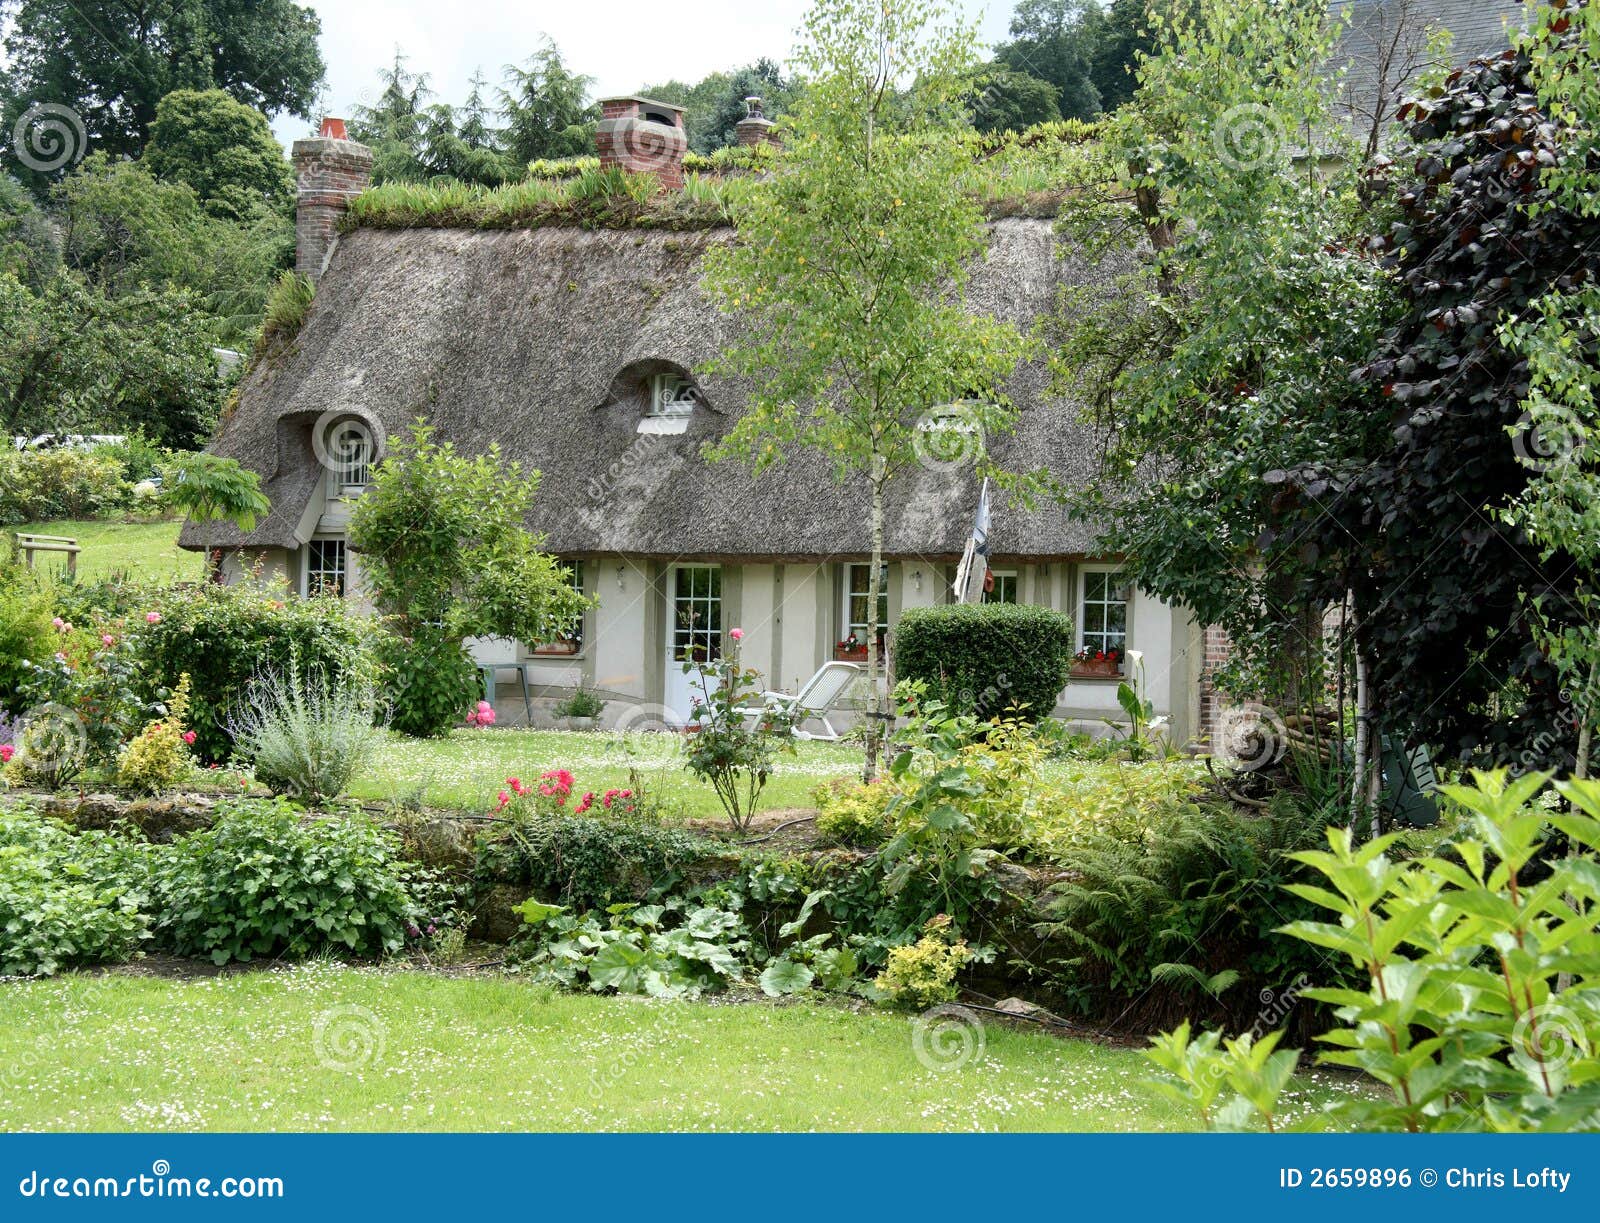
(636, 416), (690, 436)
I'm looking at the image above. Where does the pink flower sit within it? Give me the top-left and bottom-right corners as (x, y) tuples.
(477, 700), (492, 713)
(730, 627), (744, 641)
(497, 790), (511, 810)
(101, 634), (115, 647)
(574, 792), (595, 815)
(508, 777), (527, 796)
(0, 744), (13, 764)
(145, 611), (162, 624)
(602, 788), (620, 808)
(182, 730), (197, 745)
(480, 708), (496, 724)
(51, 617), (63, 630)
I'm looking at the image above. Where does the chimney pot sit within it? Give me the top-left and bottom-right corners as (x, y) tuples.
(735, 98), (780, 150)
(319, 116), (349, 140)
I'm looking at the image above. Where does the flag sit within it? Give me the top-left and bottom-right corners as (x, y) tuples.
(953, 478), (991, 604)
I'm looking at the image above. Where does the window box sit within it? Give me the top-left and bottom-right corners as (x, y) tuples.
(532, 641), (580, 657)
(1072, 656), (1123, 679)
(835, 644), (869, 663)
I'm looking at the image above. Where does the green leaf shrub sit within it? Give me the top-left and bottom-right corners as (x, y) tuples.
(0, 446), (131, 524)
(0, 558), (53, 714)
(134, 581), (377, 763)
(875, 914), (971, 1008)
(679, 640), (798, 831)
(12, 630), (158, 786)
(152, 799), (417, 965)
(813, 777), (898, 847)
(894, 603), (1072, 722)
(0, 807), (152, 976)
(376, 630), (480, 739)
(1146, 772), (1600, 1132)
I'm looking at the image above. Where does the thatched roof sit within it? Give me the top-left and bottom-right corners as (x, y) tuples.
(183, 217), (1130, 561)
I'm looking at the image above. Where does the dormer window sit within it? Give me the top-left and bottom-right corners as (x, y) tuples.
(326, 419), (373, 492)
(637, 374), (700, 435)
(650, 375), (698, 418)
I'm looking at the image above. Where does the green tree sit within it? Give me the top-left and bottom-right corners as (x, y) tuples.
(0, 272), (226, 446)
(0, 0), (323, 176)
(0, 174), (59, 289)
(500, 41), (597, 165)
(965, 65), (1062, 133)
(1052, 0), (1389, 716)
(702, 0), (1033, 780)
(995, 0), (1103, 120)
(348, 422), (588, 737)
(144, 89), (295, 220)
(350, 50), (435, 184)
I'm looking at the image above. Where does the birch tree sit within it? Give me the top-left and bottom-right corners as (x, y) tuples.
(702, 0), (1031, 779)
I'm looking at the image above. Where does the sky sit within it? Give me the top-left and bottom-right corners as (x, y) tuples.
(276, 0), (1017, 143)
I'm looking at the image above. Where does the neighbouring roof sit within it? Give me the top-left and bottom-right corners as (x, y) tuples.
(1329, 0), (1529, 129)
(182, 217), (1132, 562)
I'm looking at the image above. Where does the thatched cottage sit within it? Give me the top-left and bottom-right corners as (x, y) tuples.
(183, 1), (1520, 738)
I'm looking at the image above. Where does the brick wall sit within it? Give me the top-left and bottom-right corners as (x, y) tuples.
(1197, 623), (1233, 747)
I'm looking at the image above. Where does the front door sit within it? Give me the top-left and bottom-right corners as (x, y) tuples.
(665, 565), (722, 721)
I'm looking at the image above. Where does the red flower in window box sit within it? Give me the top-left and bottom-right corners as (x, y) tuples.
(1072, 646), (1123, 678)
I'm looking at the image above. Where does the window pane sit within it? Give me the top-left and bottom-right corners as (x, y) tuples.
(1105, 601), (1127, 635)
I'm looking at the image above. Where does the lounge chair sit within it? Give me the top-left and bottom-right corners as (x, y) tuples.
(734, 661), (863, 742)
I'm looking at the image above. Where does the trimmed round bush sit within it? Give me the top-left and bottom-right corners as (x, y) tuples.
(894, 603), (1073, 722)
(135, 582), (377, 762)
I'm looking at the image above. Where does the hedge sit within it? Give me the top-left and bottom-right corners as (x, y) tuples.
(894, 603), (1073, 723)
(136, 582), (378, 762)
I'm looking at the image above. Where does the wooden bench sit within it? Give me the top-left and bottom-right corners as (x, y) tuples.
(12, 533), (81, 577)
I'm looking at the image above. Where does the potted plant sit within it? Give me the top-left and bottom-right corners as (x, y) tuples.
(836, 635), (869, 662)
(552, 687), (606, 730)
(1072, 646), (1123, 678)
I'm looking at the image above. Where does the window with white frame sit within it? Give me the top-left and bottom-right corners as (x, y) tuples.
(843, 562), (889, 648)
(984, 570), (1018, 604)
(1078, 568), (1128, 660)
(648, 375), (699, 418)
(329, 420), (373, 491)
(532, 562), (585, 655)
(305, 537), (347, 598)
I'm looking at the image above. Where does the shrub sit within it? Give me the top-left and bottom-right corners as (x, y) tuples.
(11, 629), (158, 786)
(116, 673), (196, 794)
(875, 915), (971, 1008)
(153, 799), (416, 964)
(0, 807), (152, 975)
(134, 581), (376, 762)
(552, 687), (606, 719)
(1037, 792), (1340, 1034)
(225, 664), (384, 803)
(0, 559), (53, 714)
(894, 603), (1072, 722)
(252, 270), (314, 364)
(813, 778), (896, 848)
(679, 637), (797, 831)
(377, 630), (480, 739)
(1148, 772), (1600, 1133)
(0, 446), (131, 524)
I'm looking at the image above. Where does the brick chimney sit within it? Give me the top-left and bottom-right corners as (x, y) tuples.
(596, 96), (688, 190)
(292, 118), (373, 283)
(735, 96), (779, 149)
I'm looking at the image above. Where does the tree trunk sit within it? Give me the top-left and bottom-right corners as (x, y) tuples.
(863, 462), (887, 782)
(1350, 643), (1373, 832)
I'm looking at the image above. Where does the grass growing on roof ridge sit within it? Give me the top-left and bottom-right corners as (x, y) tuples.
(345, 120), (1107, 232)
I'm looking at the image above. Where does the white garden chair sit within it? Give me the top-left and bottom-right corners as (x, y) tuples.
(734, 661), (863, 742)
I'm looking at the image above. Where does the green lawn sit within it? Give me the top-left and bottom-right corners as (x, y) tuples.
(15, 518), (202, 583)
(349, 728), (863, 817)
(0, 966), (1358, 1131)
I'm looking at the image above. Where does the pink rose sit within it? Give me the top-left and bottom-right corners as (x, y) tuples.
(101, 634), (115, 647)
(145, 611), (162, 624)
(51, 617), (63, 629)
(730, 627), (744, 641)
(182, 730), (197, 745)
(477, 700), (492, 713)
(0, 744), (13, 763)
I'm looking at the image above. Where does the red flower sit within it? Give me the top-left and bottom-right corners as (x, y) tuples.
(575, 792), (595, 814)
